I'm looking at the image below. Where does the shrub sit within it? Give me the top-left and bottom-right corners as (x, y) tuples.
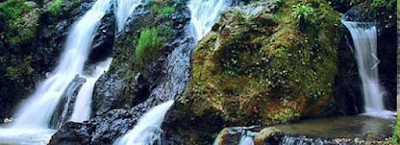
(49, 0), (63, 16)
(291, 4), (317, 30)
(135, 27), (162, 71)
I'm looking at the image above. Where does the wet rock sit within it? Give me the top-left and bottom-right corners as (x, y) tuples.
(87, 4), (115, 65)
(50, 76), (86, 129)
(254, 127), (282, 145)
(91, 72), (126, 116)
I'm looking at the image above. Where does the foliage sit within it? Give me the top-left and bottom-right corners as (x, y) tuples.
(273, 13), (284, 22)
(49, 0), (63, 16)
(135, 27), (163, 73)
(370, 0), (396, 9)
(151, 4), (175, 15)
(291, 4), (317, 30)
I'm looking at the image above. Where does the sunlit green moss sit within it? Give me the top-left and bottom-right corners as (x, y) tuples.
(48, 0), (63, 16)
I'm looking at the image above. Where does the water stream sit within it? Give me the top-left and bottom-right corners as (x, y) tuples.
(188, 0), (230, 40)
(115, 0), (141, 32)
(342, 21), (396, 119)
(69, 58), (113, 122)
(113, 101), (174, 145)
(0, 0), (113, 144)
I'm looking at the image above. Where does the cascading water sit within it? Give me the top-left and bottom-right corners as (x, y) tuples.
(69, 58), (113, 122)
(68, 0), (142, 124)
(10, 0), (112, 129)
(342, 21), (395, 119)
(188, 0), (230, 40)
(113, 101), (174, 145)
(115, 0), (141, 32)
(0, 0), (112, 144)
(238, 135), (255, 145)
(114, 1), (230, 144)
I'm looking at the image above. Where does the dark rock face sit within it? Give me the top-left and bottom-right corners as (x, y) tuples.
(87, 8), (115, 65)
(331, 29), (363, 115)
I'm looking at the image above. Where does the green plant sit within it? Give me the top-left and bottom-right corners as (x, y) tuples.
(151, 4), (175, 15)
(273, 13), (284, 22)
(291, 4), (317, 30)
(135, 27), (162, 67)
(48, 0), (63, 16)
(371, 0), (394, 8)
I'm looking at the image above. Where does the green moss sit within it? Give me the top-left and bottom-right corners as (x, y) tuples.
(48, 0), (63, 16)
(151, 3), (175, 15)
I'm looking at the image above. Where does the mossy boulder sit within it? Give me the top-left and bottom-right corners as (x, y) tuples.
(180, 0), (342, 127)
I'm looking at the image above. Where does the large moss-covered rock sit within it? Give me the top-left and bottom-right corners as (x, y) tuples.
(178, 0), (341, 130)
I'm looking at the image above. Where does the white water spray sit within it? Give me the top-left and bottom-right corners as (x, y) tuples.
(114, 101), (174, 145)
(69, 58), (113, 122)
(115, 0), (141, 32)
(188, 0), (230, 40)
(342, 21), (395, 119)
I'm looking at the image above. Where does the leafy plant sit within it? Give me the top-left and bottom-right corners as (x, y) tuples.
(135, 27), (162, 69)
(291, 4), (317, 30)
(49, 0), (63, 16)
(273, 13), (284, 22)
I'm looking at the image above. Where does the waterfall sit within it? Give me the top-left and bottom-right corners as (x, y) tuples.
(342, 21), (395, 119)
(113, 101), (174, 145)
(238, 135), (254, 145)
(69, 58), (113, 122)
(188, 0), (230, 40)
(115, 0), (141, 32)
(9, 0), (113, 129)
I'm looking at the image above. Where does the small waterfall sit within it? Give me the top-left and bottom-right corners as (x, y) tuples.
(188, 0), (230, 40)
(342, 21), (395, 119)
(114, 101), (174, 145)
(115, 0), (141, 32)
(238, 135), (255, 145)
(69, 58), (113, 122)
(213, 127), (257, 145)
(281, 136), (337, 145)
(9, 0), (113, 129)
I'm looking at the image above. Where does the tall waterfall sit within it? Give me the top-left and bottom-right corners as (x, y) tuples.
(9, 0), (113, 129)
(113, 101), (174, 145)
(342, 21), (395, 119)
(115, 0), (141, 32)
(188, 0), (230, 40)
(69, 58), (113, 122)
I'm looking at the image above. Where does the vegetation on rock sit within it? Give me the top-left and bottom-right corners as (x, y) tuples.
(178, 0), (342, 136)
(0, 0), (41, 118)
(48, 0), (63, 16)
